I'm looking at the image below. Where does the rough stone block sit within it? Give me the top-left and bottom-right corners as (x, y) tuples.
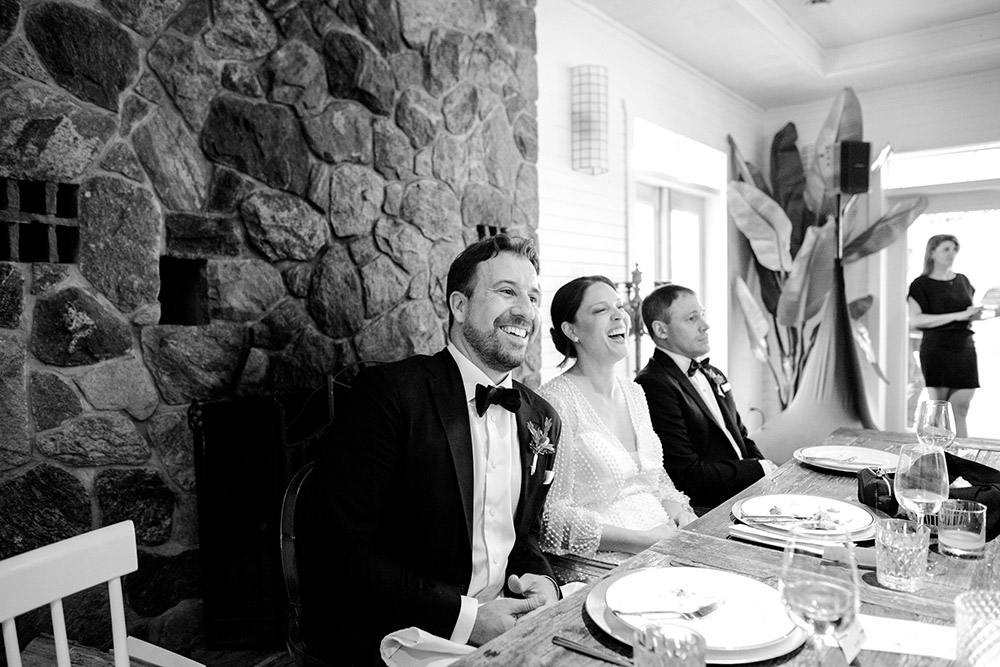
(141, 324), (248, 404)
(0, 86), (116, 182)
(202, 0), (278, 60)
(147, 411), (196, 492)
(96, 468), (174, 545)
(307, 243), (364, 339)
(202, 95), (310, 196)
(241, 189), (330, 261)
(308, 162), (384, 237)
(133, 107), (211, 211)
(30, 287), (132, 367)
(165, 212), (242, 258)
(79, 176), (160, 314)
(207, 259), (286, 322)
(0, 263), (24, 329)
(76, 356), (160, 420)
(37, 412), (150, 467)
(322, 29), (394, 116)
(29, 371), (83, 431)
(0, 464), (90, 559)
(25, 3), (138, 111)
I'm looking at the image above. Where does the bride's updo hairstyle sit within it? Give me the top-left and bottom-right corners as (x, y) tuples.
(550, 275), (617, 368)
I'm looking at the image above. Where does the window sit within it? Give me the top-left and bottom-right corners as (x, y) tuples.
(631, 184), (704, 295)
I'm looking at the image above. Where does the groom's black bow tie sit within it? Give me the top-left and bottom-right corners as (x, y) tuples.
(687, 357), (710, 377)
(475, 384), (521, 417)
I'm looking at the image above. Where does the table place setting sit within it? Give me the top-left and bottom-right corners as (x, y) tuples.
(727, 494), (878, 557)
(585, 566), (807, 664)
(793, 445), (898, 474)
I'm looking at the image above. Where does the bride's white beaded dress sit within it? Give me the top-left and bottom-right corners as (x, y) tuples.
(539, 374), (691, 561)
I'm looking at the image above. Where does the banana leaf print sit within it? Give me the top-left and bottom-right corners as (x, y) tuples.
(803, 87), (863, 217)
(728, 181), (794, 272)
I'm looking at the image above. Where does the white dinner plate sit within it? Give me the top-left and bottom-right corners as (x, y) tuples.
(733, 494), (876, 537)
(793, 445), (898, 473)
(587, 567), (806, 664)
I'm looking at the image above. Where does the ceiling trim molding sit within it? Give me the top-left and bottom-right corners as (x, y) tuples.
(733, 0), (825, 76)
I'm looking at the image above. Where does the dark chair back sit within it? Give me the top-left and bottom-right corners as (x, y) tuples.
(280, 462), (335, 667)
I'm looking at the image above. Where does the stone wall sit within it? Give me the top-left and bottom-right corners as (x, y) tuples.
(0, 0), (538, 654)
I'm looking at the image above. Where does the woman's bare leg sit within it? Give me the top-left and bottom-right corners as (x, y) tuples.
(946, 388), (976, 438)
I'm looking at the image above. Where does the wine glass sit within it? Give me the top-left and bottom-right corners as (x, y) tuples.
(894, 442), (950, 528)
(779, 525), (860, 666)
(915, 400), (957, 450)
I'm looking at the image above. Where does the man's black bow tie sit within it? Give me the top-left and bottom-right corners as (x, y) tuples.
(687, 357), (710, 377)
(475, 384), (521, 417)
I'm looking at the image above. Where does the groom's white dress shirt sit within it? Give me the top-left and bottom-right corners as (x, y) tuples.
(446, 343), (521, 644)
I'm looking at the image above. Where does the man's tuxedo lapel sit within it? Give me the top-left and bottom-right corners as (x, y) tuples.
(430, 351), (475, 541)
(512, 386), (535, 526)
(658, 351), (719, 428)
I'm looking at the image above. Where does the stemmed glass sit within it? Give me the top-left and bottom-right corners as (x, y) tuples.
(895, 442), (950, 528)
(895, 442), (949, 574)
(915, 400), (957, 450)
(778, 525), (860, 666)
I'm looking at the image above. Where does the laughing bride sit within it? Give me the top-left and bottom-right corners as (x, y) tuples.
(539, 276), (696, 562)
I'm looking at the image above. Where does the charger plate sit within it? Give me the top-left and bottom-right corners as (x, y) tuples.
(794, 445), (898, 473)
(733, 494), (877, 539)
(586, 567), (806, 664)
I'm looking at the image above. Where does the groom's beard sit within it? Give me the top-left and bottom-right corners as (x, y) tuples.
(462, 316), (534, 374)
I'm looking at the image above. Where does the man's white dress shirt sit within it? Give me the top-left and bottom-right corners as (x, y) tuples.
(662, 348), (744, 459)
(446, 344), (521, 644)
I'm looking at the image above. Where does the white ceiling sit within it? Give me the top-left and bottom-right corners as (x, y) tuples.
(576, 0), (1000, 109)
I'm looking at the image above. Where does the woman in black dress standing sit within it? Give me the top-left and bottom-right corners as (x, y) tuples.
(908, 234), (982, 437)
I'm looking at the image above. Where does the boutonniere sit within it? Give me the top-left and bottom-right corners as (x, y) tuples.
(527, 417), (554, 474)
(702, 367), (729, 398)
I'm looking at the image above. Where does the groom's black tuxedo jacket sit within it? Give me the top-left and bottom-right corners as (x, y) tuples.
(299, 349), (561, 665)
(635, 348), (765, 511)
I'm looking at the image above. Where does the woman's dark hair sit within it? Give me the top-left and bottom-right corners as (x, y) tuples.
(446, 234), (538, 327)
(922, 234), (960, 275)
(549, 275), (617, 367)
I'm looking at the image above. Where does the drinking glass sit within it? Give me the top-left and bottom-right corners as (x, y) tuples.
(916, 400), (957, 450)
(779, 525), (860, 666)
(894, 442), (949, 529)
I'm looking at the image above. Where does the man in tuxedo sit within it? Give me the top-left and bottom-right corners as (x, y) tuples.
(635, 284), (776, 513)
(299, 235), (562, 665)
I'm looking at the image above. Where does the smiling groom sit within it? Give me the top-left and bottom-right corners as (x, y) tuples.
(299, 234), (562, 666)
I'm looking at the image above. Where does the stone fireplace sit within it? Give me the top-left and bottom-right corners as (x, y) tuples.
(0, 0), (539, 654)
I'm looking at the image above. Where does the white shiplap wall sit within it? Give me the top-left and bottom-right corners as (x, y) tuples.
(536, 0), (765, 389)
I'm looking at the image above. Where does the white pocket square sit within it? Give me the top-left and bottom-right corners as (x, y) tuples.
(543, 470), (555, 485)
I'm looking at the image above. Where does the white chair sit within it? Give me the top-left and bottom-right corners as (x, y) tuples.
(0, 520), (203, 667)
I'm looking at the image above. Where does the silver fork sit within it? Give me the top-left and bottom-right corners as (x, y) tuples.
(612, 599), (723, 621)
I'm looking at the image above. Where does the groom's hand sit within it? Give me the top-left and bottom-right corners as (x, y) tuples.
(508, 573), (559, 608)
(469, 596), (544, 646)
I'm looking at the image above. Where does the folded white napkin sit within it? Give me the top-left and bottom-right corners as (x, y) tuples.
(859, 613), (956, 659)
(380, 582), (588, 667)
(380, 627), (474, 667)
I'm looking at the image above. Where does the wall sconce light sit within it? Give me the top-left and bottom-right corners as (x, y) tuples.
(571, 65), (608, 175)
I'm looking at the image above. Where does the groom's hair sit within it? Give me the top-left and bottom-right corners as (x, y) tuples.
(446, 234), (539, 327)
(641, 283), (695, 338)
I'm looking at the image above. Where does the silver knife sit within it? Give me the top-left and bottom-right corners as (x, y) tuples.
(552, 636), (633, 667)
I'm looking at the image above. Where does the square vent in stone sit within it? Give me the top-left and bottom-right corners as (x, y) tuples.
(476, 225), (508, 240)
(0, 177), (80, 264)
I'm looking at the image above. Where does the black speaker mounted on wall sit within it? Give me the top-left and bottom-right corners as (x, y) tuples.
(834, 140), (871, 194)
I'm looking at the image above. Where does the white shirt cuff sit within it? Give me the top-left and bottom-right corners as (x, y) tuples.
(449, 595), (478, 645)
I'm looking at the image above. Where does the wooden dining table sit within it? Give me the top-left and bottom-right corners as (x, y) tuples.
(452, 428), (1000, 667)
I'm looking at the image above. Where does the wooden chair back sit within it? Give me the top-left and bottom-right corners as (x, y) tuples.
(0, 521), (136, 667)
